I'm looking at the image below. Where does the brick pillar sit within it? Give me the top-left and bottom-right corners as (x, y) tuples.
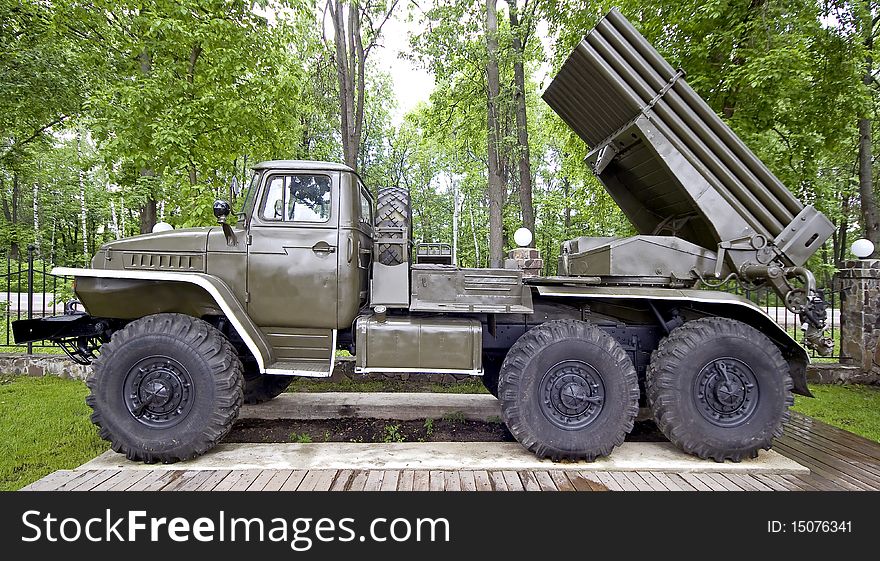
(505, 248), (544, 277)
(839, 259), (880, 374)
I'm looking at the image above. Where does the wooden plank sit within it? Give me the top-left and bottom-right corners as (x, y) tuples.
(412, 471), (430, 491)
(346, 471), (369, 492)
(773, 442), (871, 491)
(666, 474), (698, 491)
(501, 471), (524, 491)
(21, 470), (80, 491)
(636, 471), (668, 492)
(533, 471), (558, 491)
(159, 471), (206, 492)
(330, 470), (354, 492)
(488, 471), (508, 491)
(297, 470), (325, 492)
(564, 472), (595, 492)
(397, 470), (415, 491)
(105, 470), (156, 492)
(549, 471), (576, 492)
(443, 471), (462, 492)
(143, 470), (183, 491)
(279, 470), (308, 491)
(213, 471), (247, 492)
(72, 470), (123, 491)
(85, 471), (128, 492)
(797, 473), (850, 492)
(128, 470), (173, 491)
(53, 470), (102, 491)
(311, 470), (338, 491)
(245, 470), (276, 492)
(263, 470), (295, 492)
(608, 472), (639, 491)
(192, 470), (230, 491)
(788, 413), (880, 459)
(518, 471), (542, 491)
(650, 472), (683, 491)
(227, 470), (261, 491)
(171, 471), (216, 492)
(363, 471), (384, 491)
(679, 473), (713, 491)
(781, 474), (821, 491)
(780, 423), (880, 476)
(472, 471), (492, 491)
(775, 438), (880, 490)
(429, 471), (445, 491)
(592, 472), (623, 492)
(705, 473), (744, 491)
(381, 471), (400, 491)
(691, 473), (728, 491)
(459, 471), (477, 491)
(623, 472), (654, 492)
(753, 474), (792, 492)
(725, 473), (763, 491)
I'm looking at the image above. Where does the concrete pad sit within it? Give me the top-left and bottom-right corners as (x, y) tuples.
(240, 392), (502, 422)
(79, 442), (808, 475)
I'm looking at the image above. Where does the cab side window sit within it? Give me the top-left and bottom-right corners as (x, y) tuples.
(359, 188), (373, 226)
(260, 174), (331, 223)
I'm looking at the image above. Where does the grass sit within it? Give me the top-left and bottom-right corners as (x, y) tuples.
(793, 384), (880, 443)
(0, 375), (107, 491)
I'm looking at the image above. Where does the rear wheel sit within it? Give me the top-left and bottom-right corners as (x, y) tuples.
(376, 187), (411, 266)
(646, 317), (793, 462)
(499, 320), (639, 461)
(86, 313), (244, 463)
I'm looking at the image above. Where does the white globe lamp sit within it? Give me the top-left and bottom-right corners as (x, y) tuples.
(851, 238), (874, 259)
(514, 227), (533, 248)
(152, 221), (173, 233)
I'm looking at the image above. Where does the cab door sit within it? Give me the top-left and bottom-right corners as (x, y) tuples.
(247, 171), (338, 373)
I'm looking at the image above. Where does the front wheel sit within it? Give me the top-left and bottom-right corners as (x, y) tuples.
(646, 317), (793, 462)
(86, 313), (244, 463)
(499, 320), (640, 461)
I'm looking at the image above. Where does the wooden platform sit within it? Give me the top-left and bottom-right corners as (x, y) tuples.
(21, 412), (880, 491)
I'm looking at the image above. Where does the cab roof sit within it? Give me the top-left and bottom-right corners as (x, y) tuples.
(252, 160), (355, 173)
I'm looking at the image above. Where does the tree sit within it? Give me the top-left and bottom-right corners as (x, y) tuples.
(324, 0), (400, 171)
(485, 0), (505, 267)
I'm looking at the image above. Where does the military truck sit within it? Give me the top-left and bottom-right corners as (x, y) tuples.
(15, 10), (834, 464)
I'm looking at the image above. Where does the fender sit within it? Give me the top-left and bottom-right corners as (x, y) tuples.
(54, 267), (276, 373)
(532, 284), (813, 396)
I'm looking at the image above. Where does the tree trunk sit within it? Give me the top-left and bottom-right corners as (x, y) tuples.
(508, 1), (535, 243)
(138, 48), (157, 234)
(562, 176), (571, 236)
(485, 0), (504, 268)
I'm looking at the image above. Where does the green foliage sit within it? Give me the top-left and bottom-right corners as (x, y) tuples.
(290, 432), (313, 443)
(423, 417), (435, 436)
(382, 423), (405, 442)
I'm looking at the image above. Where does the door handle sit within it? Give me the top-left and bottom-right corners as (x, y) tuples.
(312, 242), (336, 254)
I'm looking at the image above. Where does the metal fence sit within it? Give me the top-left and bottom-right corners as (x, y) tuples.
(0, 244), (844, 359)
(703, 280), (842, 360)
(1, 245), (72, 354)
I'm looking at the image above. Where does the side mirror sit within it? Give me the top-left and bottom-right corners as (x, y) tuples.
(213, 200), (231, 223)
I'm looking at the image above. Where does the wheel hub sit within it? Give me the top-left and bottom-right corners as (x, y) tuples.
(540, 361), (605, 430)
(123, 356), (194, 428)
(694, 358), (758, 428)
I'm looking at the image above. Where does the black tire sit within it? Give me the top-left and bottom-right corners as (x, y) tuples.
(481, 352), (505, 398)
(646, 317), (793, 462)
(244, 373), (293, 404)
(86, 313), (244, 463)
(499, 320), (640, 461)
(376, 187), (411, 266)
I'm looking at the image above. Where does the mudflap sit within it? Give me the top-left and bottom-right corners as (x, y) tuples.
(788, 352), (814, 398)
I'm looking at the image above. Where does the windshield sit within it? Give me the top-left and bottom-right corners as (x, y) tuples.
(238, 170), (261, 223)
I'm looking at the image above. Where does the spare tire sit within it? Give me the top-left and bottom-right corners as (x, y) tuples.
(376, 187), (411, 266)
